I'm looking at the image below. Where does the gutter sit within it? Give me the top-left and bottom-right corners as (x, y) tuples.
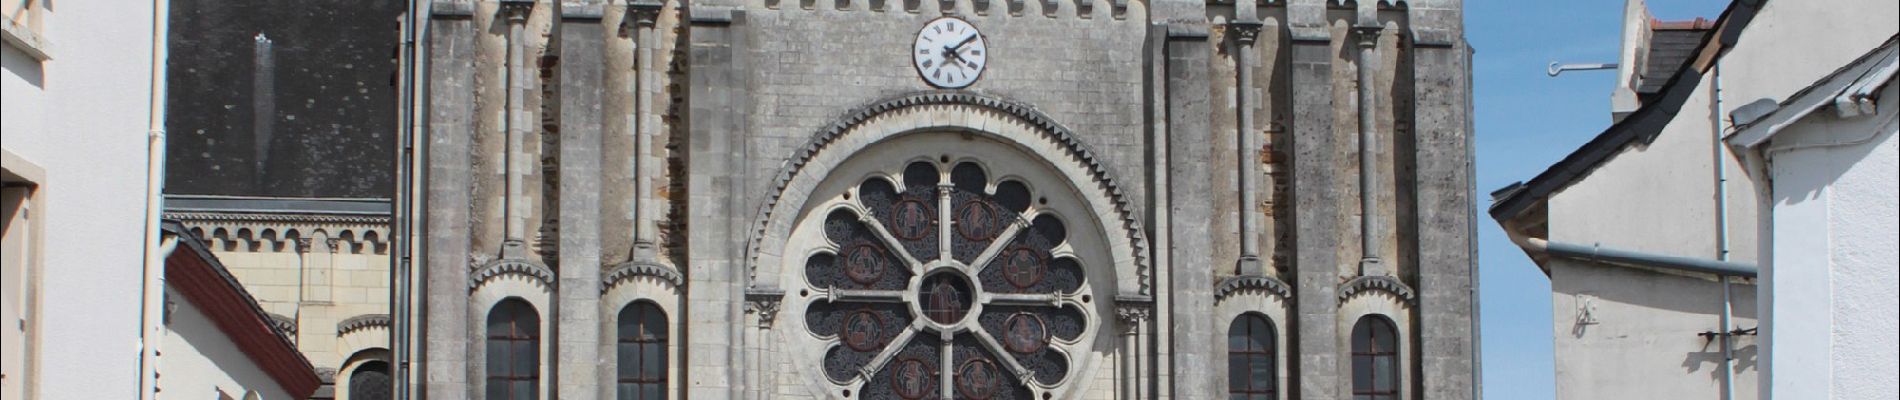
(1507, 235), (1757, 278)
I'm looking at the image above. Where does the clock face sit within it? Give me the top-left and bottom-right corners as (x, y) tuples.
(913, 17), (986, 89)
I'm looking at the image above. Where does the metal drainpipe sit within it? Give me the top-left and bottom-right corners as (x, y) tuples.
(398, 1), (432, 397)
(1354, 24), (1385, 275)
(1711, 61), (1736, 400)
(137, 0), (171, 395)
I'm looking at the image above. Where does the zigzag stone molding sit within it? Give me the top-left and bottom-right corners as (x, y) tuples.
(336, 314), (392, 336)
(1214, 274), (1293, 301)
(743, 90), (1154, 297)
(469, 259), (557, 292)
(1337, 274), (1416, 304)
(600, 261), (686, 293)
(266, 312), (299, 338)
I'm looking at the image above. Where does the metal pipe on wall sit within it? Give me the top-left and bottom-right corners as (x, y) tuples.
(137, 0), (171, 395)
(1354, 25), (1386, 276)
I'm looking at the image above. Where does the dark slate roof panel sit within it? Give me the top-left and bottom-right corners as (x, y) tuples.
(1638, 29), (1712, 96)
(164, 0), (403, 199)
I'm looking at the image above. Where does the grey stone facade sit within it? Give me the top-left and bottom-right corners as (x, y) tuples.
(410, 0), (1475, 399)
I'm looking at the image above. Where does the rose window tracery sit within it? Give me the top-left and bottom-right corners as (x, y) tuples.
(799, 158), (1094, 399)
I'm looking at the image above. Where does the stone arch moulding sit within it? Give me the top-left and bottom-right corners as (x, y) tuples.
(745, 91), (1153, 298)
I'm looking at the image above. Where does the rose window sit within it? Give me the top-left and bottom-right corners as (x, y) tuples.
(799, 158), (1093, 399)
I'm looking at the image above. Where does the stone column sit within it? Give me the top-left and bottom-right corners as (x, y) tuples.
(1353, 24), (1387, 277)
(1409, 1), (1477, 397)
(500, 1), (534, 260)
(557, 6), (611, 397)
(1163, 20), (1218, 400)
(1232, 15), (1266, 277)
(630, 0), (663, 261)
(684, 5), (747, 399)
(421, 9), (481, 397)
(1287, 0), (1342, 397)
(1116, 299), (1153, 400)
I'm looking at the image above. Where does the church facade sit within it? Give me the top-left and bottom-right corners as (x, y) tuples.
(405, 0), (1477, 399)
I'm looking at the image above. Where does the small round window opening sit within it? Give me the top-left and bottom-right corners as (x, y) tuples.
(801, 159), (1093, 399)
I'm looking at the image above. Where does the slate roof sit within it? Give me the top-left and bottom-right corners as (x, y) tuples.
(1637, 23), (1714, 98)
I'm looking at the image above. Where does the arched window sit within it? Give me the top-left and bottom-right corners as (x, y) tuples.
(1351, 315), (1400, 400)
(349, 360), (393, 400)
(1228, 313), (1277, 400)
(616, 301), (668, 400)
(486, 299), (540, 400)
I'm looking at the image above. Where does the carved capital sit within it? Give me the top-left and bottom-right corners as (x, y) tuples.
(499, 0), (535, 22)
(745, 287), (786, 328)
(1354, 25), (1384, 49)
(1114, 295), (1153, 335)
(1229, 19), (1265, 45)
(627, 0), (664, 27)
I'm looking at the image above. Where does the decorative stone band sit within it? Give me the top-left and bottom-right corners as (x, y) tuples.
(169, 211), (391, 255)
(336, 313), (393, 336)
(744, 287), (787, 328)
(1213, 275), (1293, 301)
(1335, 275), (1416, 305)
(468, 259), (557, 292)
(266, 312), (299, 339)
(745, 90), (1153, 297)
(600, 261), (686, 294)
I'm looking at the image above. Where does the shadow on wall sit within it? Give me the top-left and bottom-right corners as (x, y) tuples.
(1, 45), (45, 88)
(1769, 117), (1895, 207)
(1680, 343), (1758, 381)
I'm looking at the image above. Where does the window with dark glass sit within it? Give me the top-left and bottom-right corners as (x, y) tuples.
(486, 299), (540, 400)
(350, 360), (393, 400)
(1351, 315), (1399, 400)
(1228, 313), (1277, 400)
(617, 301), (668, 400)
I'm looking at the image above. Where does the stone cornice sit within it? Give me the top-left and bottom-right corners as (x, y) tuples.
(1337, 274), (1415, 304)
(336, 314), (392, 335)
(1214, 274), (1293, 301)
(469, 259), (557, 292)
(600, 261), (686, 293)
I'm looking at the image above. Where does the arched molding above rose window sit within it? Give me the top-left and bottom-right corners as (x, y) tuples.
(745, 91), (1153, 299)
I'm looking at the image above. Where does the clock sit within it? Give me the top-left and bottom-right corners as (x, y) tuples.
(912, 17), (987, 89)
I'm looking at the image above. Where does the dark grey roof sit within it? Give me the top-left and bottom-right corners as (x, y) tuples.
(1638, 28), (1713, 97)
(163, 0), (403, 199)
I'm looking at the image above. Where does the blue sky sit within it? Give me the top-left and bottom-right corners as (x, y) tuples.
(1466, 0), (1728, 399)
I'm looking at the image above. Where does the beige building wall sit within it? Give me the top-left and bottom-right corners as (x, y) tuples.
(174, 213), (393, 391)
(161, 283), (300, 400)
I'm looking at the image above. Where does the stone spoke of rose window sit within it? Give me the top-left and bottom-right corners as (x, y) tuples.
(977, 305), (1086, 385)
(808, 300), (915, 384)
(978, 214), (1085, 295)
(946, 162), (1033, 265)
(812, 208), (915, 291)
(955, 333), (1036, 398)
(861, 333), (944, 400)
(859, 161), (942, 263)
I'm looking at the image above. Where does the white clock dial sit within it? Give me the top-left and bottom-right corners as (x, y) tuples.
(912, 17), (986, 89)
